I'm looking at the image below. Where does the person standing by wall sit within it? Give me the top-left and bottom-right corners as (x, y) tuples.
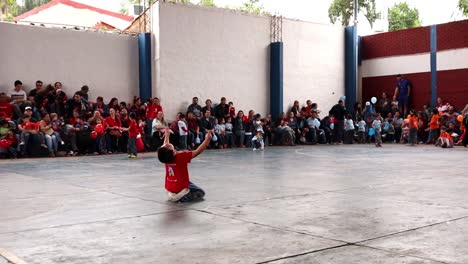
(393, 74), (411, 116)
(329, 100), (346, 144)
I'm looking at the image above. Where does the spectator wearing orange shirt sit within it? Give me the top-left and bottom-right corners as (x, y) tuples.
(407, 110), (418, 146)
(437, 126), (453, 148)
(426, 108), (440, 144)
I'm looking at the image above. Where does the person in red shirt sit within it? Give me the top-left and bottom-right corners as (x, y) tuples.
(157, 127), (212, 203)
(0, 93), (14, 120)
(122, 112), (139, 158)
(105, 108), (122, 153)
(407, 110), (419, 146)
(0, 130), (18, 158)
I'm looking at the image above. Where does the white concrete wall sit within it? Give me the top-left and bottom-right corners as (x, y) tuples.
(0, 22), (138, 103)
(158, 3), (270, 119)
(437, 48), (468, 71)
(361, 53), (430, 78)
(283, 19), (345, 115)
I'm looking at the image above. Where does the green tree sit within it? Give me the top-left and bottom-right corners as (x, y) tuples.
(199, 0), (216, 7)
(328, 0), (379, 27)
(388, 2), (421, 31)
(238, 0), (269, 15)
(19, 0), (52, 15)
(120, 0), (190, 14)
(1, 0), (19, 19)
(459, 0), (468, 15)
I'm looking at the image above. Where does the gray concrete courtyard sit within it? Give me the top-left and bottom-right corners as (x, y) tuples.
(0, 145), (467, 264)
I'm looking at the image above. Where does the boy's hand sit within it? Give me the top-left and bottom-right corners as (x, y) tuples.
(205, 130), (213, 141)
(164, 127), (172, 137)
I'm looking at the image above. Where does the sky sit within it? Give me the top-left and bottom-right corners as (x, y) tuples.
(64, 0), (466, 35)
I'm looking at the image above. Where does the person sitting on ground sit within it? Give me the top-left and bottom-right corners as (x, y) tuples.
(291, 100), (300, 117)
(214, 118), (226, 149)
(0, 93), (14, 121)
(224, 117), (235, 147)
(40, 114), (60, 157)
(382, 118), (395, 143)
(228, 102), (236, 118)
(158, 127), (212, 203)
(151, 111), (167, 150)
(18, 114), (46, 156)
(93, 96), (109, 117)
(199, 110), (215, 147)
(437, 126), (453, 148)
(187, 97), (202, 119)
(447, 122), (461, 143)
(0, 129), (18, 159)
(306, 110), (325, 144)
(215, 97), (229, 119)
(233, 110), (246, 147)
(202, 99), (213, 115)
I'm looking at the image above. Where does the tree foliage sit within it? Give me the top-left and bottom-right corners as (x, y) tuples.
(199, 0), (216, 7)
(238, 0), (269, 15)
(459, 0), (468, 16)
(388, 2), (421, 31)
(328, 0), (379, 27)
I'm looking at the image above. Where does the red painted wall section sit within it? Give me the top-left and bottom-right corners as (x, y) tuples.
(362, 72), (432, 110)
(437, 69), (468, 110)
(361, 26), (430, 60)
(437, 20), (468, 51)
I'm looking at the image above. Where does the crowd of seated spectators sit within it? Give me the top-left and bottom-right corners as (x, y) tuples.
(0, 80), (467, 159)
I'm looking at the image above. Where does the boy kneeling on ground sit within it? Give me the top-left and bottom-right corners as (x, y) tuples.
(158, 127), (212, 203)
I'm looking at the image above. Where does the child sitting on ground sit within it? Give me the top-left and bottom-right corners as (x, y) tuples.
(157, 128), (212, 203)
(437, 126), (453, 148)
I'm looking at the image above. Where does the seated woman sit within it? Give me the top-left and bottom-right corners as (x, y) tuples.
(40, 113), (59, 157)
(105, 108), (122, 153)
(151, 111), (167, 150)
(274, 112), (295, 146)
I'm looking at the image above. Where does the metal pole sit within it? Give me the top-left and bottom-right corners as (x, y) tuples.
(354, 0), (359, 104)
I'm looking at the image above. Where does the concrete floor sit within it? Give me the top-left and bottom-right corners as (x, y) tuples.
(0, 145), (467, 264)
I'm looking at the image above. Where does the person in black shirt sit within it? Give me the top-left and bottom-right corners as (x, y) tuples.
(329, 100), (347, 144)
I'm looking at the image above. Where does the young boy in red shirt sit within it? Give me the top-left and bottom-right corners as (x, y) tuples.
(157, 127), (212, 203)
(122, 112), (139, 158)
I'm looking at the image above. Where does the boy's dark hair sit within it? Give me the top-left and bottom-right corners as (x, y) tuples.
(432, 108), (439, 114)
(346, 114), (352, 119)
(14, 80), (22, 86)
(129, 112), (136, 119)
(358, 117), (362, 121)
(179, 113), (186, 119)
(158, 146), (175, 163)
(36, 80), (43, 85)
(441, 126), (447, 131)
(228, 102), (233, 105)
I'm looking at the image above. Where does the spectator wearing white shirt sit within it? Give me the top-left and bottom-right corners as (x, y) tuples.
(306, 110), (325, 144)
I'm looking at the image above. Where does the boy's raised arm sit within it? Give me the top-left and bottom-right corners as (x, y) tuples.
(192, 130), (212, 158)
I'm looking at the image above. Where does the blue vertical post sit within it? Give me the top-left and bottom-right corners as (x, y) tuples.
(138, 33), (152, 101)
(345, 26), (357, 111)
(430, 25), (437, 107)
(270, 42), (283, 120)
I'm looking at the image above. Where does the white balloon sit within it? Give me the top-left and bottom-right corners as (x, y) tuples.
(371, 97), (377, 104)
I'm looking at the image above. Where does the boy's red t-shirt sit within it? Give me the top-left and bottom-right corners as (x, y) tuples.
(408, 116), (418, 129)
(128, 120), (138, 138)
(165, 151), (192, 193)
